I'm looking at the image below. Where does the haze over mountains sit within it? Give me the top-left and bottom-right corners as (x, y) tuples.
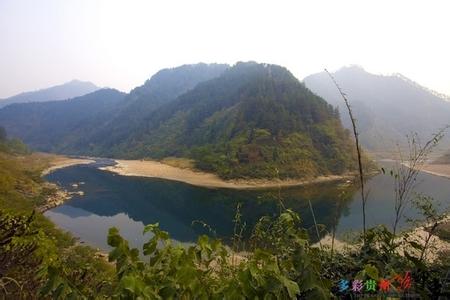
(0, 89), (126, 150)
(304, 66), (450, 151)
(0, 64), (228, 153)
(0, 62), (356, 179)
(1, 62), (449, 179)
(0, 80), (100, 108)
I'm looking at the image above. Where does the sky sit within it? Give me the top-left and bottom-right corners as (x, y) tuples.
(0, 0), (449, 98)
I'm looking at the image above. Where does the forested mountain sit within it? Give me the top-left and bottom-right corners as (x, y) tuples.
(82, 63), (229, 152)
(0, 63), (229, 154)
(105, 62), (356, 179)
(304, 66), (450, 152)
(0, 89), (126, 151)
(0, 80), (100, 108)
(0, 62), (356, 179)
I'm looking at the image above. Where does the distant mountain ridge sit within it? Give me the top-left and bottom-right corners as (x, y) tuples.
(0, 80), (100, 108)
(71, 63), (230, 153)
(0, 89), (126, 150)
(304, 66), (450, 152)
(393, 73), (450, 101)
(0, 63), (229, 155)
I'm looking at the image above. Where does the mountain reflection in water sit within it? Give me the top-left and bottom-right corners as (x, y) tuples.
(45, 161), (450, 251)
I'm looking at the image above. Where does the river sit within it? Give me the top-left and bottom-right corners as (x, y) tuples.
(44, 159), (450, 251)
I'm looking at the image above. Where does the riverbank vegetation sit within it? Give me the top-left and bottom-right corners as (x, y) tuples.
(1, 125), (449, 299)
(0, 131), (114, 298)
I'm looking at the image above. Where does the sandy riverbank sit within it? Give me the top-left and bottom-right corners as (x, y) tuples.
(419, 163), (450, 180)
(100, 159), (354, 189)
(42, 155), (95, 175)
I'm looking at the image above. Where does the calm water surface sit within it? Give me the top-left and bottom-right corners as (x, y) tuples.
(44, 160), (450, 251)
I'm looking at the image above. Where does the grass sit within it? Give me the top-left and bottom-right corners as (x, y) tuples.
(0, 148), (115, 297)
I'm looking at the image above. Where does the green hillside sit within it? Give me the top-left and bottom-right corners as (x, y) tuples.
(0, 62), (357, 179)
(0, 64), (229, 154)
(111, 62), (357, 179)
(0, 89), (126, 151)
(80, 63), (229, 153)
(0, 131), (114, 298)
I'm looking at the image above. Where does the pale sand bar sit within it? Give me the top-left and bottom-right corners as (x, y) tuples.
(420, 164), (450, 180)
(43, 156), (95, 175)
(100, 159), (353, 189)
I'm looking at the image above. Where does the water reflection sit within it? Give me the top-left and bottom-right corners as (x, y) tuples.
(44, 161), (450, 251)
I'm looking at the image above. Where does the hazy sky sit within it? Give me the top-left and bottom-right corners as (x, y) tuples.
(1, 0), (449, 98)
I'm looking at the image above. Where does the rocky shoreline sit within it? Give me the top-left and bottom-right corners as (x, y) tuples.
(37, 183), (71, 213)
(37, 182), (86, 213)
(37, 156), (93, 212)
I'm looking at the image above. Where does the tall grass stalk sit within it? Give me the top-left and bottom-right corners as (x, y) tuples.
(325, 69), (367, 243)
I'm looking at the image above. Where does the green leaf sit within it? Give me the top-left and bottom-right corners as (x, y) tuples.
(364, 264), (379, 280)
(121, 275), (144, 294)
(143, 240), (157, 256)
(280, 276), (300, 299)
(143, 223), (160, 234)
